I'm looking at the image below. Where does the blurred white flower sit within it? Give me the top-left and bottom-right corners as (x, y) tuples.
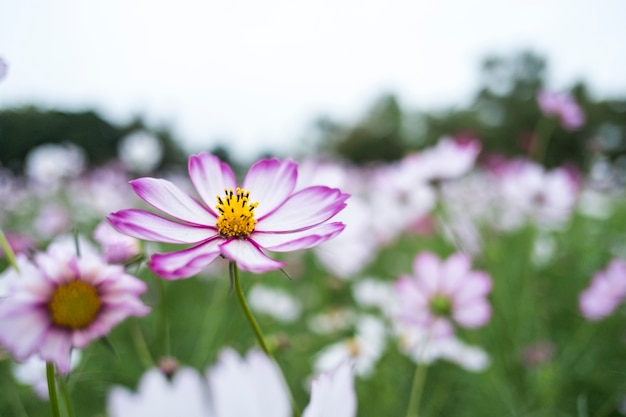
(108, 367), (210, 417)
(313, 315), (386, 378)
(496, 159), (579, 231)
(302, 361), (356, 417)
(577, 188), (614, 219)
(308, 308), (357, 335)
(532, 233), (556, 267)
(248, 284), (302, 322)
(108, 348), (357, 417)
(313, 196), (378, 278)
(367, 159), (436, 245)
(12, 351), (82, 400)
(397, 324), (489, 372)
(207, 349), (291, 417)
(25, 143), (85, 185)
(352, 278), (398, 317)
(118, 131), (164, 174)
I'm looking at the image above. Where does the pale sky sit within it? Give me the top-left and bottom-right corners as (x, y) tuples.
(1, 0), (625, 161)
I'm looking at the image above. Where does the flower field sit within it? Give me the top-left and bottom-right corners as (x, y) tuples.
(1, 122), (626, 417)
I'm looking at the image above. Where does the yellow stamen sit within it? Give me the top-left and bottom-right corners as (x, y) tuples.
(215, 187), (259, 238)
(346, 337), (361, 357)
(48, 280), (101, 329)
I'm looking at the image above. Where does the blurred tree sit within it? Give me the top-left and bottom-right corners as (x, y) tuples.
(0, 106), (187, 174)
(312, 50), (626, 174)
(317, 93), (408, 164)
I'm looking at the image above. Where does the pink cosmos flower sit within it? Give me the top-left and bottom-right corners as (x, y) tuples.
(108, 153), (349, 278)
(0, 242), (150, 373)
(537, 89), (585, 130)
(395, 251), (492, 337)
(496, 158), (579, 231)
(579, 258), (626, 321)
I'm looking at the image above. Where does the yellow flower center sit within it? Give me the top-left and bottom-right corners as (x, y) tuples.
(346, 337), (361, 357)
(215, 187), (259, 238)
(48, 280), (102, 329)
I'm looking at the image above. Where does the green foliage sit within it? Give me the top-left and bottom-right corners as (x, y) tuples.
(0, 106), (187, 173)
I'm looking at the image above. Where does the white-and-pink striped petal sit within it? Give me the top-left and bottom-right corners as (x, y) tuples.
(149, 239), (222, 280)
(130, 178), (214, 225)
(251, 222), (345, 252)
(188, 153), (237, 214)
(219, 239), (285, 273)
(243, 158), (298, 219)
(256, 186), (348, 232)
(108, 209), (216, 244)
(0, 306), (49, 360)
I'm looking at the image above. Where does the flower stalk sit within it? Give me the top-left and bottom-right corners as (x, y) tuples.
(231, 262), (301, 417)
(405, 360), (429, 417)
(46, 362), (61, 417)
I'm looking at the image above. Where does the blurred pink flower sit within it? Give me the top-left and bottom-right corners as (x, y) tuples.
(93, 221), (141, 264)
(395, 251), (492, 337)
(418, 136), (482, 181)
(0, 232), (35, 258)
(537, 89), (585, 130)
(579, 258), (626, 321)
(0, 241), (150, 373)
(109, 153), (348, 278)
(496, 158), (579, 231)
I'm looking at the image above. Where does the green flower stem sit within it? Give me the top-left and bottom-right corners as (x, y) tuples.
(405, 360), (429, 417)
(231, 262), (301, 417)
(131, 320), (156, 369)
(45, 362), (61, 417)
(0, 229), (19, 273)
(58, 374), (75, 417)
(232, 263), (272, 355)
(155, 277), (171, 356)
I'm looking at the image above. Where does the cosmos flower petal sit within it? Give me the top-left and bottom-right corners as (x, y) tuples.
(149, 239), (222, 280)
(0, 307), (49, 360)
(455, 271), (492, 303)
(396, 276), (429, 307)
(219, 239), (285, 273)
(130, 178), (214, 225)
(440, 252), (471, 294)
(303, 362), (357, 417)
(413, 252), (441, 294)
(453, 301), (491, 328)
(252, 222), (346, 252)
(39, 328), (74, 374)
(243, 158), (298, 219)
(188, 152), (237, 214)
(257, 186), (349, 232)
(108, 209), (217, 244)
